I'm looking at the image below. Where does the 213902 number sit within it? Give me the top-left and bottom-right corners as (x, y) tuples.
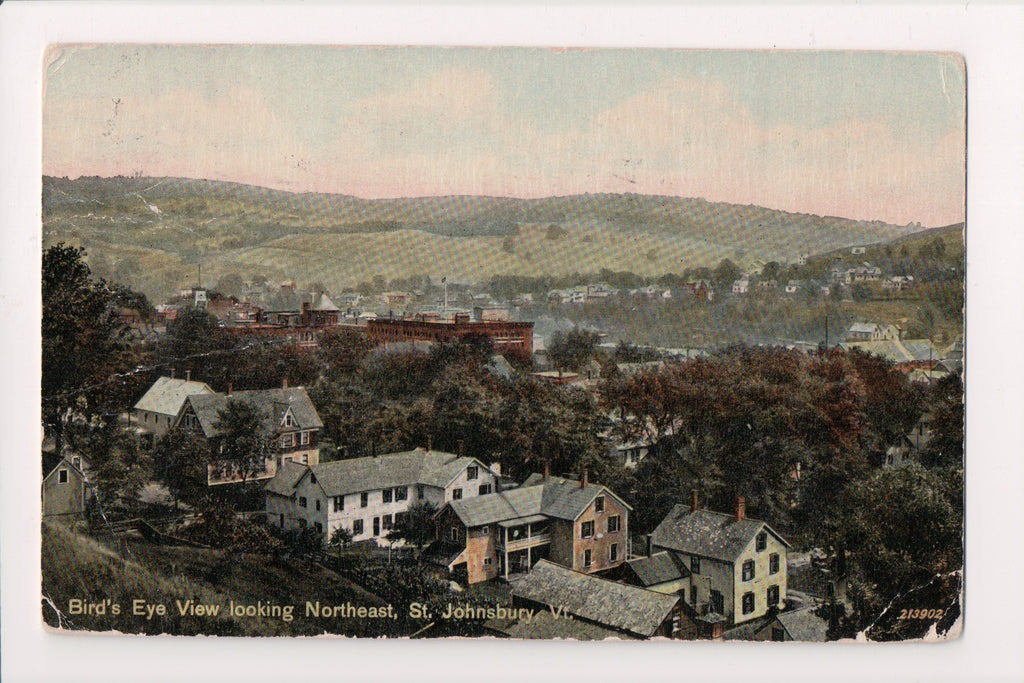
(897, 608), (944, 620)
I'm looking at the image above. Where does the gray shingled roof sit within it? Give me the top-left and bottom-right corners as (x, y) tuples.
(625, 551), (689, 587)
(134, 376), (214, 416)
(265, 460), (308, 496)
(449, 486), (544, 528)
(651, 505), (791, 563)
(777, 607), (829, 642)
(448, 474), (631, 527)
(511, 560), (678, 638)
(185, 387), (323, 438)
(521, 473), (632, 520)
(306, 449), (480, 497)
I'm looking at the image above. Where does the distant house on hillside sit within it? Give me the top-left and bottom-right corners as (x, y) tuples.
(844, 322), (902, 342)
(133, 374), (215, 438)
(731, 278), (750, 295)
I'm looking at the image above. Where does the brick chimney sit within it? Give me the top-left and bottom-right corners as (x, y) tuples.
(282, 377), (289, 389)
(227, 381), (232, 396)
(169, 366), (175, 379)
(735, 495), (746, 521)
(689, 489), (699, 513)
(580, 469), (588, 489)
(185, 369), (191, 382)
(457, 439), (465, 456)
(543, 461), (550, 479)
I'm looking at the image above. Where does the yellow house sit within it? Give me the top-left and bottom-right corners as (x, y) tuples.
(649, 494), (790, 628)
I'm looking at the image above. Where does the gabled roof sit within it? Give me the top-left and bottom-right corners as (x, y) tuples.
(445, 473), (630, 527)
(299, 449), (484, 498)
(847, 322), (880, 334)
(183, 387), (323, 439)
(776, 607), (829, 642)
(624, 551), (690, 587)
(521, 473), (632, 520)
(265, 460), (309, 496)
(314, 293), (339, 311)
(839, 340), (916, 363)
(511, 560), (679, 639)
(134, 376), (214, 416)
(650, 505), (791, 563)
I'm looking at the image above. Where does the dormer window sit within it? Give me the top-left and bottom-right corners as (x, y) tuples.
(756, 531), (767, 552)
(594, 496), (605, 513)
(282, 410), (296, 428)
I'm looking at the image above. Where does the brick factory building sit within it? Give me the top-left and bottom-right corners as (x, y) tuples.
(365, 317), (533, 362)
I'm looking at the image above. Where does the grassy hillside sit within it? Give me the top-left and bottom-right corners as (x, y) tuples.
(42, 175), (919, 302)
(41, 522), (405, 636)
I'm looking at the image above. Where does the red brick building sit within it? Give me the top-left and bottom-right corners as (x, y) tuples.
(365, 317), (533, 362)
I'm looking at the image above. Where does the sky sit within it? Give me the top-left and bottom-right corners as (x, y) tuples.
(43, 45), (966, 227)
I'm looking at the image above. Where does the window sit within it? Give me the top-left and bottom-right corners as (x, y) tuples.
(382, 489), (393, 504)
(770, 553), (780, 575)
(315, 499), (321, 511)
(710, 590), (724, 615)
(283, 412), (296, 427)
(771, 627), (786, 642)
(691, 556), (701, 574)
(767, 585), (780, 607)
(315, 522), (323, 534)
(607, 515), (620, 533)
(300, 431), (310, 446)
(280, 434), (294, 449)
(395, 486), (408, 501)
(610, 543), (619, 562)
(756, 531), (767, 552)
(72, 456), (82, 468)
(452, 488), (463, 500)
(334, 496), (344, 512)
(382, 514), (393, 531)
(58, 469), (68, 484)
(352, 519), (364, 535)
(584, 549), (593, 568)
(416, 485), (425, 499)
(594, 496), (605, 513)
(279, 514), (284, 528)
(742, 559), (755, 581)
(449, 526), (459, 542)
(395, 512), (407, 527)
(478, 483), (492, 496)
(360, 492), (368, 507)
(580, 521), (595, 539)
(480, 526), (489, 535)
(310, 473), (317, 485)
(483, 557), (492, 566)
(742, 592), (755, 615)
(467, 465), (479, 480)
(299, 496), (307, 508)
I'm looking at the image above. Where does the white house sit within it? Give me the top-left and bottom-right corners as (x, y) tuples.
(265, 448), (500, 545)
(133, 374), (214, 438)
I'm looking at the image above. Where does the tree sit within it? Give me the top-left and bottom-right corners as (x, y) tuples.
(548, 328), (600, 372)
(72, 420), (151, 512)
(213, 399), (271, 485)
(154, 429), (211, 508)
(215, 272), (244, 299)
(329, 525), (354, 552)
(838, 463), (963, 635)
(42, 244), (130, 450)
(159, 306), (233, 387)
(713, 258), (742, 290)
(919, 374), (964, 470)
(386, 501), (439, 551)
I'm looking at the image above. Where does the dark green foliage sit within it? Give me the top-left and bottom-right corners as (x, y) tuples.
(212, 399), (271, 484)
(548, 328), (600, 372)
(386, 501), (439, 550)
(919, 374), (964, 470)
(71, 420), (151, 512)
(154, 429), (212, 508)
(42, 243), (130, 449)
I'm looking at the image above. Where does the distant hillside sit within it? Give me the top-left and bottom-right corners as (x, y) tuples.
(42, 175), (923, 302)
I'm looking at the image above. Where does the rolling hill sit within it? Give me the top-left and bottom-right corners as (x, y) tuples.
(42, 175), (925, 301)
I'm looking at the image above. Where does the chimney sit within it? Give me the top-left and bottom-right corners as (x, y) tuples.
(427, 436), (432, 452)
(543, 461), (550, 479)
(457, 439), (465, 456)
(282, 377), (288, 389)
(170, 366), (175, 379)
(580, 469), (588, 489)
(689, 489), (699, 513)
(227, 381), (232, 396)
(185, 369), (191, 382)
(735, 495), (746, 521)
